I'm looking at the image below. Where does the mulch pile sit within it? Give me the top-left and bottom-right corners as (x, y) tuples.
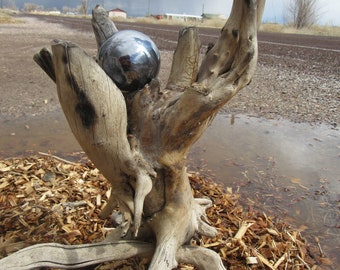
(0, 153), (332, 269)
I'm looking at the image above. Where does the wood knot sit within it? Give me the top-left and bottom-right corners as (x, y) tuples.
(232, 29), (239, 38)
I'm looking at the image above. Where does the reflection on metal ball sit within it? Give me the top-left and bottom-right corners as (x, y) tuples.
(98, 30), (160, 92)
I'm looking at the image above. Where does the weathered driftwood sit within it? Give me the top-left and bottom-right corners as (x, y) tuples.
(0, 240), (227, 270)
(0, 241), (153, 270)
(2, 1), (265, 269)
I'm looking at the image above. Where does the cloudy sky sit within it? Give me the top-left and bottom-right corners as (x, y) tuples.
(107, 0), (340, 25)
(12, 0), (340, 26)
(263, 0), (340, 25)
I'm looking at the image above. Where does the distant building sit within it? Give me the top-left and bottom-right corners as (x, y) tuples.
(109, 8), (127, 18)
(47, 10), (61, 15)
(164, 13), (202, 22)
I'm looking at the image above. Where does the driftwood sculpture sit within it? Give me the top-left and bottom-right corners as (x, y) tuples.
(1, 0), (265, 269)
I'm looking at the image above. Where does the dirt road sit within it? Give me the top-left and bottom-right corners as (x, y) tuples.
(0, 14), (339, 126)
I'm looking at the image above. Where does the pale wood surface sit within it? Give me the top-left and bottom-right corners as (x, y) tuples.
(1, 1), (265, 269)
(0, 241), (153, 270)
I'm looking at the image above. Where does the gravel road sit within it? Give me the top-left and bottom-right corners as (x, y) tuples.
(0, 15), (339, 127)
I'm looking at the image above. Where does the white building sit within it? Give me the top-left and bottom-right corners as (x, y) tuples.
(109, 8), (127, 18)
(164, 13), (202, 22)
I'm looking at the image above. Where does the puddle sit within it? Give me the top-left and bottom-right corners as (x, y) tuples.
(0, 112), (80, 157)
(0, 111), (339, 264)
(189, 114), (340, 264)
(190, 114), (340, 193)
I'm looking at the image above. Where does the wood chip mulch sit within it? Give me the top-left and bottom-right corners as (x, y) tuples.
(0, 153), (333, 269)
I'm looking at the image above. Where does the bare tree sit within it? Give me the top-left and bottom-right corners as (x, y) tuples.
(62, 6), (75, 14)
(78, 0), (91, 15)
(287, 0), (319, 28)
(22, 3), (44, 12)
(23, 3), (37, 12)
(2, 0), (17, 10)
(7, 0), (17, 10)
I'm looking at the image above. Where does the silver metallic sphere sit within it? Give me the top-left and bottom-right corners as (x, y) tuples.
(98, 30), (160, 92)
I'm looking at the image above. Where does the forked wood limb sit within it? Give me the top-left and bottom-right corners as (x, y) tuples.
(0, 1), (266, 269)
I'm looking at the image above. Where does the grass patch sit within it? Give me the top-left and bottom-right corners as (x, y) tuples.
(112, 16), (226, 28)
(115, 17), (340, 37)
(260, 23), (340, 37)
(0, 9), (21, 24)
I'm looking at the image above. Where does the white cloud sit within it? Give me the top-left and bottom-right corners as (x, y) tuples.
(14, 0), (340, 25)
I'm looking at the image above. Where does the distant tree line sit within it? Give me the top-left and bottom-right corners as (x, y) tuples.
(23, 3), (44, 12)
(2, 0), (319, 29)
(78, 0), (92, 15)
(1, 0), (92, 16)
(1, 0), (17, 10)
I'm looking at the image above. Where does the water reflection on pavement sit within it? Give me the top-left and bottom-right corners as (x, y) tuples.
(189, 114), (340, 265)
(0, 112), (339, 264)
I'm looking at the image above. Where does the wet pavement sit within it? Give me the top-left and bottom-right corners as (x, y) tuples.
(1, 112), (339, 265)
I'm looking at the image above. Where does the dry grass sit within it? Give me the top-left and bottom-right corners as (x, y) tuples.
(260, 22), (340, 37)
(113, 16), (340, 37)
(113, 16), (227, 28)
(0, 9), (21, 24)
(113, 16), (205, 28)
(2, 9), (339, 37)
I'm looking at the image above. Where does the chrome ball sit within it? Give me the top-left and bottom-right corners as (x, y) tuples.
(98, 30), (160, 92)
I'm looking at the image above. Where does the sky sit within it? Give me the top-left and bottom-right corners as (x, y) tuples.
(263, 0), (340, 25)
(10, 0), (340, 26)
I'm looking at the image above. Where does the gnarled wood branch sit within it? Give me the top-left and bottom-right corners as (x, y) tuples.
(0, 1), (266, 269)
(0, 240), (227, 270)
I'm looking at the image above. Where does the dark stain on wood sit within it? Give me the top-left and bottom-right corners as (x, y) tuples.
(232, 29), (239, 38)
(75, 91), (97, 128)
(66, 73), (97, 129)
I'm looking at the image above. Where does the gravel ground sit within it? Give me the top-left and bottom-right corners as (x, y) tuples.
(0, 17), (96, 120)
(0, 16), (339, 127)
(228, 46), (340, 126)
